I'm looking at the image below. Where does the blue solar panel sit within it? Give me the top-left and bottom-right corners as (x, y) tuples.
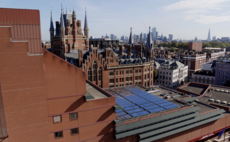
(144, 105), (160, 110)
(126, 108), (144, 114)
(135, 101), (151, 105)
(149, 98), (163, 102)
(123, 106), (140, 111)
(121, 104), (136, 108)
(130, 111), (149, 117)
(139, 103), (154, 107)
(110, 87), (180, 120)
(163, 104), (179, 109)
(158, 102), (174, 107)
(149, 107), (165, 113)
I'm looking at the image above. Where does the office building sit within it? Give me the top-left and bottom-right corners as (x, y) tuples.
(152, 27), (156, 39)
(154, 59), (188, 88)
(207, 29), (211, 42)
(169, 34), (173, 40)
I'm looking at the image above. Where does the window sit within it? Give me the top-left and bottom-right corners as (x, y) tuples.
(130, 70), (132, 74)
(135, 76), (138, 80)
(135, 70), (138, 73)
(126, 77), (129, 81)
(126, 70), (129, 74)
(93, 61), (97, 81)
(116, 78), (118, 82)
(109, 79), (114, 83)
(54, 131), (63, 138)
(70, 113), (78, 120)
(53, 115), (61, 123)
(88, 68), (92, 81)
(110, 59), (113, 63)
(71, 128), (79, 135)
(98, 67), (102, 81)
(139, 76), (141, 80)
(139, 69), (141, 73)
(109, 72), (114, 76)
(130, 77), (132, 81)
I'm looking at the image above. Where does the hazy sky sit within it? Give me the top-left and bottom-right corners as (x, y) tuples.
(2, 0), (230, 40)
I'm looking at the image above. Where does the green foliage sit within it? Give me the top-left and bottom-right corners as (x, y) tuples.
(202, 41), (230, 48)
(225, 80), (230, 87)
(157, 41), (230, 50)
(154, 69), (159, 80)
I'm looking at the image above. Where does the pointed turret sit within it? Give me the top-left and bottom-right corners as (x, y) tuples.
(128, 27), (133, 44)
(49, 8), (54, 41)
(60, 5), (65, 44)
(84, 7), (89, 50)
(84, 8), (89, 38)
(146, 26), (153, 50)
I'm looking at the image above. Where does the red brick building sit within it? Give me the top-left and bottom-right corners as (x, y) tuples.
(0, 8), (115, 142)
(65, 40), (155, 88)
(2, 7), (230, 142)
(188, 42), (202, 51)
(50, 8), (89, 58)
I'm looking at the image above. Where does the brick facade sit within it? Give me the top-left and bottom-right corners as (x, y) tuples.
(188, 42), (202, 51)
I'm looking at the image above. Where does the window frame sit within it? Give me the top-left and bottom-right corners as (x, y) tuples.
(69, 112), (78, 121)
(53, 115), (62, 124)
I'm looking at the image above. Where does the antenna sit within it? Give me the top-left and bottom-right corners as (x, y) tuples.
(143, 22), (148, 33)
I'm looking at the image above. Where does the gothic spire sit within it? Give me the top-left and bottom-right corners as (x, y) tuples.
(128, 27), (133, 44)
(146, 26), (152, 50)
(84, 7), (89, 29)
(60, 4), (65, 28)
(50, 8), (54, 30)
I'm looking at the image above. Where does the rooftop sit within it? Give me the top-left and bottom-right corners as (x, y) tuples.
(193, 71), (215, 76)
(106, 85), (191, 122)
(199, 86), (230, 107)
(86, 82), (111, 99)
(179, 83), (208, 95)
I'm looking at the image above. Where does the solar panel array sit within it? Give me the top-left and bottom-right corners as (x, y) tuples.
(107, 86), (179, 120)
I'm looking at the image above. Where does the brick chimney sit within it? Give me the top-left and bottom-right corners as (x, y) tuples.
(119, 45), (123, 56)
(78, 49), (83, 67)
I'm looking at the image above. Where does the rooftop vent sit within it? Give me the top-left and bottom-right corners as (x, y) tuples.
(215, 100), (220, 103)
(225, 90), (229, 93)
(209, 99), (214, 102)
(215, 89), (219, 91)
(222, 101), (227, 104)
(228, 103), (230, 106)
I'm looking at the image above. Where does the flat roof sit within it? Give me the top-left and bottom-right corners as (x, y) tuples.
(180, 84), (208, 95)
(86, 83), (109, 99)
(106, 85), (188, 122)
(199, 86), (230, 107)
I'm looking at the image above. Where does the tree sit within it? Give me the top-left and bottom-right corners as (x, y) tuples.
(180, 80), (184, 85)
(154, 69), (159, 80)
(225, 80), (230, 87)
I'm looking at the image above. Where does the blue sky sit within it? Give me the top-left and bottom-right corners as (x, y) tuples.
(2, 0), (230, 40)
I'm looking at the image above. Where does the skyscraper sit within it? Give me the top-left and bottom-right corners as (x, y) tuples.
(156, 32), (158, 39)
(169, 34), (173, 40)
(207, 29), (211, 42)
(110, 34), (114, 40)
(152, 27), (156, 39)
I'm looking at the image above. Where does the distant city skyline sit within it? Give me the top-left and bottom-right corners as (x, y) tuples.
(2, 0), (230, 40)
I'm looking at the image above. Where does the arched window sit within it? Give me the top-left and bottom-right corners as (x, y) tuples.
(88, 68), (92, 81)
(93, 61), (97, 81)
(99, 67), (102, 81)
